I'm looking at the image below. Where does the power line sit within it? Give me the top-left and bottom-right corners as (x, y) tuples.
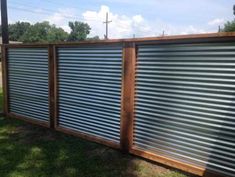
(43, 0), (90, 11)
(8, 3), (99, 22)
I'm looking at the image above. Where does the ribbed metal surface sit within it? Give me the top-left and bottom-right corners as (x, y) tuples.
(58, 46), (122, 143)
(8, 48), (49, 122)
(134, 43), (235, 176)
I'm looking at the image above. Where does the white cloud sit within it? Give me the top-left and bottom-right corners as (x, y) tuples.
(82, 5), (210, 39)
(83, 5), (130, 38)
(45, 8), (77, 32)
(132, 15), (144, 23)
(82, 5), (153, 38)
(42, 5), (211, 39)
(208, 18), (225, 26)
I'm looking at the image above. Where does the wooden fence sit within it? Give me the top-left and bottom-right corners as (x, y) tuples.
(2, 32), (235, 177)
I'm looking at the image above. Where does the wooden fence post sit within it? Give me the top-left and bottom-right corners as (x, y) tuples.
(120, 42), (136, 152)
(53, 46), (58, 129)
(48, 45), (56, 129)
(1, 45), (9, 116)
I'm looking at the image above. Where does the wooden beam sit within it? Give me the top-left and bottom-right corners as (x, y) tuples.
(120, 42), (136, 152)
(56, 126), (120, 149)
(2, 32), (235, 47)
(130, 147), (227, 177)
(53, 46), (58, 128)
(8, 112), (50, 128)
(48, 45), (55, 129)
(1, 0), (9, 44)
(1, 45), (8, 115)
(130, 147), (205, 176)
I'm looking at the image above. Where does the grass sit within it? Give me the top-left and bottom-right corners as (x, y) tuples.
(0, 90), (194, 177)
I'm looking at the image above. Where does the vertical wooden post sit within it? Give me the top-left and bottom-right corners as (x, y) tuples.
(120, 42), (136, 152)
(2, 45), (9, 116)
(53, 46), (58, 128)
(48, 45), (55, 128)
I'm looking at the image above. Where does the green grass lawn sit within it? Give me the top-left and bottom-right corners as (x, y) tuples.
(0, 89), (194, 177)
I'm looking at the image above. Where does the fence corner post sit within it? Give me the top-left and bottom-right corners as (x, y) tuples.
(120, 42), (136, 152)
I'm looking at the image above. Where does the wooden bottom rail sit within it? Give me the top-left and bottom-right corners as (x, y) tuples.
(130, 147), (226, 177)
(4, 115), (227, 177)
(7, 112), (50, 128)
(55, 126), (120, 149)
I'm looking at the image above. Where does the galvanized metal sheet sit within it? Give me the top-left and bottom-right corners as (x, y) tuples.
(8, 48), (49, 122)
(134, 43), (235, 177)
(58, 46), (122, 143)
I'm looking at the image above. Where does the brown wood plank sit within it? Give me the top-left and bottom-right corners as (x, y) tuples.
(120, 42), (136, 152)
(48, 45), (55, 129)
(8, 112), (50, 128)
(130, 147), (226, 177)
(53, 46), (58, 128)
(3, 32), (235, 47)
(56, 126), (120, 149)
(130, 147), (205, 176)
(1, 45), (9, 116)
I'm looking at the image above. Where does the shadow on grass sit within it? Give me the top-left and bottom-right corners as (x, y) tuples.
(0, 117), (192, 177)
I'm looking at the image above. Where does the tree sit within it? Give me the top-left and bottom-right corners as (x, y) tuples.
(67, 21), (91, 41)
(87, 35), (100, 41)
(20, 21), (68, 43)
(20, 21), (51, 42)
(47, 25), (68, 42)
(222, 20), (235, 32)
(8, 22), (31, 41)
(0, 21), (93, 43)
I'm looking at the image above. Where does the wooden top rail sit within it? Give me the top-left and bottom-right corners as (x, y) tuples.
(2, 32), (235, 47)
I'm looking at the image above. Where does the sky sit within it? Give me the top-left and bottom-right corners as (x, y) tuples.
(5, 0), (235, 39)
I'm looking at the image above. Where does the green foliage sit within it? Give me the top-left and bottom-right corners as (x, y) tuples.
(87, 35), (100, 41)
(222, 20), (235, 32)
(8, 21), (31, 41)
(47, 25), (68, 42)
(20, 21), (68, 43)
(67, 21), (91, 41)
(0, 20), (92, 43)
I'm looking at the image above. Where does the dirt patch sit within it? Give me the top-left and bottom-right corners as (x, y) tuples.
(124, 158), (171, 177)
(86, 146), (122, 161)
(10, 124), (58, 144)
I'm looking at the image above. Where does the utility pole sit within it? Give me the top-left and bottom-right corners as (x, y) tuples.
(103, 12), (112, 39)
(233, 5), (235, 16)
(1, 0), (9, 44)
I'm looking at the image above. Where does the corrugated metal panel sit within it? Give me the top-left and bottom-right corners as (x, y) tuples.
(58, 46), (122, 143)
(134, 42), (235, 177)
(8, 48), (49, 122)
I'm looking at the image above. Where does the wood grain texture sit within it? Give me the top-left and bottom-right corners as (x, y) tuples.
(130, 147), (227, 177)
(53, 46), (58, 128)
(8, 112), (50, 128)
(48, 45), (55, 129)
(3, 32), (235, 47)
(130, 147), (205, 176)
(56, 126), (120, 149)
(120, 42), (136, 152)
